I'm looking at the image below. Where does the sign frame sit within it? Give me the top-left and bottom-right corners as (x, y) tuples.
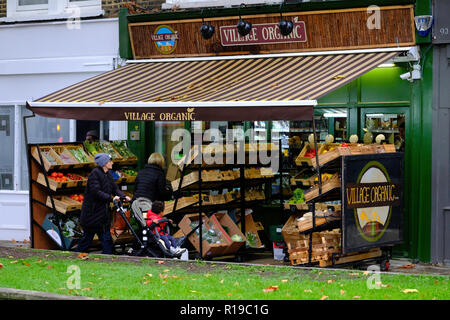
(341, 153), (403, 254)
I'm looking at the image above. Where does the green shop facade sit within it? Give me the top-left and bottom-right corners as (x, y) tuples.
(27, 1), (431, 261)
(117, 0), (432, 262)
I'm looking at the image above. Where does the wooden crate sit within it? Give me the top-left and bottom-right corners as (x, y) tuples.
(319, 248), (382, 267)
(64, 145), (95, 167)
(237, 212), (264, 248)
(311, 143), (396, 168)
(210, 213), (246, 255)
(209, 194), (226, 205)
(36, 172), (79, 191)
(304, 173), (341, 202)
(179, 213), (228, 258)
(289, 230), (341, 265)
(46, 195), (82, 214)
(31, 146), (65, 172)
(295, 142), (322, 167)
(163, 196), (198, 215)
(51, 146), (80, 168)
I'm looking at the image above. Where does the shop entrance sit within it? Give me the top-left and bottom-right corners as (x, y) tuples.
(359, 107), (410, 256)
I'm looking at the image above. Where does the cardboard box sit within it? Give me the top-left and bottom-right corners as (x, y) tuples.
(211, 212), (246, 255)
(179, 213), (228, 258)
(166, 163), (180, 182)
(237, 210), (264, 248)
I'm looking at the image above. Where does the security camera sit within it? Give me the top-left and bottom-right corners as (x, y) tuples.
(400, 72), (412, 81)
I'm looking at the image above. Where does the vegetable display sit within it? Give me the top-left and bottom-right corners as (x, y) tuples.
(112, 141), (136, 158)
(69, 148), (90, 163)
(288, 188), (305, 204)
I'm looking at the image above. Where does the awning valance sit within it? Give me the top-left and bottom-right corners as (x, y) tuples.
(26, 48), (406, 121)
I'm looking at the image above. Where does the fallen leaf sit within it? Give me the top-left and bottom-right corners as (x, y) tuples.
(281, 279), (289, 283)
(349, 273), (360, 276)
(36, 259), (42, 263)
(0, 263), (3, 269)
(220, 279), (224, 284)
(353, 296), (361, 299)
(263, 286), (279, 293)
(204, 273), (211, 277)
(304, 289), (312, 293)
(327, 280), (335, 284)
(146, 273), (153, 278)
(234, 281), (239, 286)
(340, 289), (345, 296)
(77, 253), (88, 260)
(163, 269), (170, 273)
(402, 289), (419, 294)
(47, 265), (53, 269)
(22, 262), (30, 267)
(157, 260), (165, 264)
(227, 293), (232, 297)
(320, 295), (328, 300)
(399, 264), (416, 269)
(363, 271), (370, 276)
(10, 260), (18, 264)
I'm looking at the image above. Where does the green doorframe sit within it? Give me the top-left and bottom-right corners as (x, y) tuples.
(359, 106), (411, 258)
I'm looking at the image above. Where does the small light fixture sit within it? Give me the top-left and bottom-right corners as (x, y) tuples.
(237, 3), (252, 37)
(278, 1), (293, 36)
(200, 10), (215, 40)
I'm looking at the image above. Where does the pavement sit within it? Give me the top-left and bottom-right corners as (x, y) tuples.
(1, 239), (449, 276)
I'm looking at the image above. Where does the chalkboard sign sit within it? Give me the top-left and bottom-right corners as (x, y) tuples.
(342, 153), (403, 253)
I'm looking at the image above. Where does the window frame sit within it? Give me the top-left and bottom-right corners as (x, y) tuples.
(4, 0), (103, 21)
(16, 0), (49, 12)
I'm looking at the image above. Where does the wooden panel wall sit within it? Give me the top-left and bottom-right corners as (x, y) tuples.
(129, 5), (415, 59)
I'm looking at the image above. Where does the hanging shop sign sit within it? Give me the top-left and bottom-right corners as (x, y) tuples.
(220, 21), (307, 46)
(128, 5), (415, 59)
(342, 153), (403, 253)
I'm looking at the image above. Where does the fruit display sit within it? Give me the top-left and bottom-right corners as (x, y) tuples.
(313, 173), (334, 182)
(66, 173), (86, 181)
(287, 188), (305, 204)
(69, 194), (84, 204)
(122, 168), (137, 176)
(49, 172), (69, 182)
(304, 148), (317, 158)
(112, 140), (136, 159)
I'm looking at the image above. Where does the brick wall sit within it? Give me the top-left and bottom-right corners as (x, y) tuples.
(0, 1), (165, 19)
(0, 0), (6, 18)
(102, 0), (165, 18)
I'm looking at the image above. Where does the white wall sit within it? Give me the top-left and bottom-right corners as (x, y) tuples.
(0, 17), (119, 241)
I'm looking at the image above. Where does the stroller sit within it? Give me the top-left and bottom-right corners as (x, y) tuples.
(113, 197), (188, 258)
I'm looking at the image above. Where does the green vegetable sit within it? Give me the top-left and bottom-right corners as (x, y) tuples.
(231, 234), (243, 242)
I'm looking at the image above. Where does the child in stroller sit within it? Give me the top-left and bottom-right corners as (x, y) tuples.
(114, 197), (186, 258)
(145, 201), (186, 255)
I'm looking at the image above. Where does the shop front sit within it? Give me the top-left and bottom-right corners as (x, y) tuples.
(25, 2), (429, 265)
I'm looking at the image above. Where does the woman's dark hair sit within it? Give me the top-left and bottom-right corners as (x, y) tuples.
(151, 201), (164, 214)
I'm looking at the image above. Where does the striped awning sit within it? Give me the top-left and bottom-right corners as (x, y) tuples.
(27, 48), (405, 121)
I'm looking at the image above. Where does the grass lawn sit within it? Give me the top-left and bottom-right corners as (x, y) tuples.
(0, 251), (448, 300)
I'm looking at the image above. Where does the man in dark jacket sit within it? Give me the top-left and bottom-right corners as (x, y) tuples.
(76, 153), (131, 254)
(132, 152), (173, 202)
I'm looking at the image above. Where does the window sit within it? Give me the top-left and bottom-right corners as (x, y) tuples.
(0, 106), (15, 190)
(3, 0), (103, 22)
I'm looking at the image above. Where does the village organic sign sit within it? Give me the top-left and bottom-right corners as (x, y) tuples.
(220, 20), (307, 46)
(342, 154), (403, 253)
